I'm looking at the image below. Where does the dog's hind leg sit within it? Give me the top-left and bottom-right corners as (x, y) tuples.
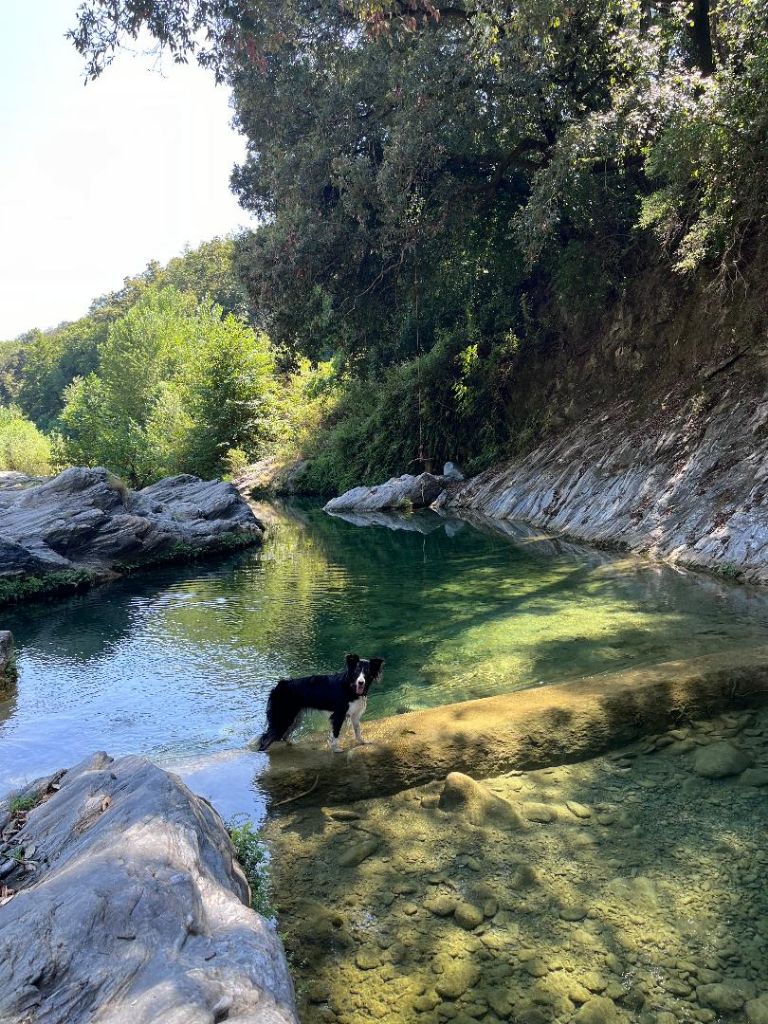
(329, 708), (347, 753)
(257, 728), (280, 752)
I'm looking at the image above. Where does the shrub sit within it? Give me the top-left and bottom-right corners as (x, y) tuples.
(0, 405), (53, 474)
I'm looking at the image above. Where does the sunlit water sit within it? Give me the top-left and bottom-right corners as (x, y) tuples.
(2, 502), (768, 817)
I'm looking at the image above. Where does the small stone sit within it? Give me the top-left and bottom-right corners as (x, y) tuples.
(434, 960), (480, 999)
(522, 802), (558, 823)
(746, 995), (768, 1024)
(566, 801), (592, 819)
(453, 901), (484, 930)
(693, 741), (753, 779)
(307, 981), (331, 1003)
(414, 991), (441, 1012)
(559, 904), (588, 921)
(338, 838), (380, 867)
(668, 739), (698, 755)
(402, 902), (418, 916)
(697, 981), (755, 1012)
(524, 958), (549, 978)
(740, 768), (768, 787)
(572, 996), (623, 1024)
(582, 972), (607, 993)
(438, 773), (525, 829)
(425, 895), (457, 917)
(355, 946), (380, 970)
(664, 978), (692, 996)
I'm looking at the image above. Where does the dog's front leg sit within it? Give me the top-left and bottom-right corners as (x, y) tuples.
(329, 708), (346, 753)
(348, 696), (368, 744)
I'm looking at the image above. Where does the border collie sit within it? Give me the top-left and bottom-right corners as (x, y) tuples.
(257, 653), (385, 753)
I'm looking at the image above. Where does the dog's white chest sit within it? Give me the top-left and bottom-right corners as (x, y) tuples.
(347, 696), (367, 719)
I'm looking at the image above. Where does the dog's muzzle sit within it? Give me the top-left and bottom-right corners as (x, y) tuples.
(354, 678), (366, 695)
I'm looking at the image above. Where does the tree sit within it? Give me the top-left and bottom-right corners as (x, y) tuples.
(59, 285), (277, 484)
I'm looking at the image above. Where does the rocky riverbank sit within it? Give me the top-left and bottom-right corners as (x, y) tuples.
(0, 752), (297, 1024)
(265, 705), (768, 1024)
(0, 467), (264, 604)
(435, 391), (768, 585)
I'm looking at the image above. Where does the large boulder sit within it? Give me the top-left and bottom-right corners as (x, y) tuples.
(0, 752), (297, 1024)
(324, 471), (447, 513)
(0, 467), (264, 593)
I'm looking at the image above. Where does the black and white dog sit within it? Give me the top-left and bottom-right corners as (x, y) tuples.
(257, 653), (385, 753)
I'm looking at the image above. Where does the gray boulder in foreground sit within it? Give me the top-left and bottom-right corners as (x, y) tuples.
(0, 753), (297, 1024)
(0, 467), (264, 584)
(324, 471), (449, 513)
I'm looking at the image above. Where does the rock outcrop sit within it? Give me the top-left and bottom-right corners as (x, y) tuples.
(324, 471), (451, 513)
(0, 467), (264, 599)
(436, 394), (768, 583)
(0, 752), (297, 1024)
(234, 457), (311, 498)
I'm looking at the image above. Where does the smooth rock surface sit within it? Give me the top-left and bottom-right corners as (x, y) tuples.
(693, 740), (754, 779)
(436, 396), (768, 583)
(0, 752), (297, 1024)
(0, 467), (264, 586)
(324, 472), (449, 513)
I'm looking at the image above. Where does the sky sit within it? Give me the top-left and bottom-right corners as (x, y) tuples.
(0, 1), (252, 339)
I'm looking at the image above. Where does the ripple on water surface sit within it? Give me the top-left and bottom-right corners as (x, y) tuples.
(2, 504), (768, 814)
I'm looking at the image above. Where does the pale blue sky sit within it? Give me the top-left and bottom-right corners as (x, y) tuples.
(0, 1), (251, 338)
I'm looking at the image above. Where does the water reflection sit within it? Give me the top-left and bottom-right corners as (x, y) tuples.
(2, 502), (768, 811)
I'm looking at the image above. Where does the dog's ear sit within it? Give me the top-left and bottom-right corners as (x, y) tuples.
(346, 652), (360, 667)
(369, 657), (385, 678)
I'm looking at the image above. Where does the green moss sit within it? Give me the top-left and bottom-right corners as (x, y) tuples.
(0, 533), (261, 607)
(0, 569), (96, 607)
(227, 817), (274, 919)
(9, 792), (39, 815)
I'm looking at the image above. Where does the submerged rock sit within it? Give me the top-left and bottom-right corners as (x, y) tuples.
(0, 752), (297, 1024)
(437, 771), (525, 829)
(693, 740), (754, 779)
(0, 467), (264, 599)
(324, 472), (448, 513)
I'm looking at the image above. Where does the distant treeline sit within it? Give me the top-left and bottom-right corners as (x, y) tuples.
(5, 0), (766, 489)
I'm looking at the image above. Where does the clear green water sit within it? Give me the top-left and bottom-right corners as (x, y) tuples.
(2, 502), (768, 816)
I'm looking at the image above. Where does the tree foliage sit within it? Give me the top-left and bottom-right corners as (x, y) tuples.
(60, 286), (276, 486)
(61, 0), (768, 487)
(0, 406), (53, 475)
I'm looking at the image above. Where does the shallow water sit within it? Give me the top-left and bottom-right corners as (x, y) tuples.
(2, 503), (768, 815)
(267, 706), (768, 1024)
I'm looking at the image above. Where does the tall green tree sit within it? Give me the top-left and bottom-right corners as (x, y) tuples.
(60, 285), (277, 485)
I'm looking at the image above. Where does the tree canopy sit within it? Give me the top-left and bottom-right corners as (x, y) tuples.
(70, 0), (768, 374)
